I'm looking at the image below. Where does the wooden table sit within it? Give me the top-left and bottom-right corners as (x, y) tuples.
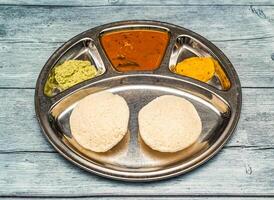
(0, 0), (274, 199)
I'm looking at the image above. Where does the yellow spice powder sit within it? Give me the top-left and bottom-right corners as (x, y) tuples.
(174, 57), (215, 82)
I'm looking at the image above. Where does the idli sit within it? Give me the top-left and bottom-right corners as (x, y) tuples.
(70, 91), (129, 152)
(138, 95), (202, 152)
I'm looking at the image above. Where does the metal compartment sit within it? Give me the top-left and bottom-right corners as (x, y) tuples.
(169, 35), (231, 90)
(99, 27), (170, 72)
(44, 38), (106, 97)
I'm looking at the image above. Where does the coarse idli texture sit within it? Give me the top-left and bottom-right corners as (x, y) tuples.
(70, 91), (129, 152)
(138, 95), (202, 152)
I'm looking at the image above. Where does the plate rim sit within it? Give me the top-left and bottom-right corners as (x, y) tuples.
(34, 20), (242, 181)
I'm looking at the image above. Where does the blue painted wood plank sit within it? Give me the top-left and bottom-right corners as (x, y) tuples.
(4, 196), (273, 200)
(0, 6), (274, 87)
(0, 88), (273, 152)
(0, 0), (273, 6)
(0, 6), (273, 43)
(1, 38), (274, 88)
(0, 148), (273, 196)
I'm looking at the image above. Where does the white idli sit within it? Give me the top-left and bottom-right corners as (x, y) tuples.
(70, 91), (129, 152)
(138, 95), (202, 152)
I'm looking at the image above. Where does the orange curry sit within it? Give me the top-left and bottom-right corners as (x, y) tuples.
(100, 29), (170, 72)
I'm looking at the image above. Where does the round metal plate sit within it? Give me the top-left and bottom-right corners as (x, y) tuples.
(35, 20), (242, 181)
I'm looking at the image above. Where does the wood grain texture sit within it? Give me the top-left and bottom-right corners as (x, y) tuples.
(0, 0), (274, 6)
(0, 6), (273, 43)
(1, 38), (274, 88)
(0, 148), (273, 196)
(0, 6), (274, 88)
(0, 88), (273, 152)
(2, 198), (274, 200)
(0, 2), (274, 198)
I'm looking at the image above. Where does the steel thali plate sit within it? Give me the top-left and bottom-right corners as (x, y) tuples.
(35, 20), (241, 181)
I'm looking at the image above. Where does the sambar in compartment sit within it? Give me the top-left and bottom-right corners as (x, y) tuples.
(100, 29), (170, 72)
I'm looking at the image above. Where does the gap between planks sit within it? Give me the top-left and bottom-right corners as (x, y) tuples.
(0, 194), (274, 198)
(0, 3), (274, 7)
(1, 145), (274, 154)
(0, 87), (273, 89)
(1, 35), (274, 44)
